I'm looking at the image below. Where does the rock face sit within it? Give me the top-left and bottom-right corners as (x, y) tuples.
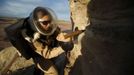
(69, 0), (90, 75)
(69, 0), (90, 30)
(69, 0), (134, 75)
(69, 0), (90, 49)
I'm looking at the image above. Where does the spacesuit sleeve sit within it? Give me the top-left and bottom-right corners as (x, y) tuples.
(4, 19), (35, 60)
(55, 27), (74, 52)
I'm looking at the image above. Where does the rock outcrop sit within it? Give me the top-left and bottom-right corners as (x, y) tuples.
(69, 0), (134, 75)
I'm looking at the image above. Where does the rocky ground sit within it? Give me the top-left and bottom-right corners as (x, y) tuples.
(0, 17), (34, 75)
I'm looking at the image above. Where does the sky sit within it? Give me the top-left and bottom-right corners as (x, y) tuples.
(0, 0), (70, 20)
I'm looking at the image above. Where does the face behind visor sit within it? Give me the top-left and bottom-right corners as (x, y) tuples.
(28, 7), (58, 36)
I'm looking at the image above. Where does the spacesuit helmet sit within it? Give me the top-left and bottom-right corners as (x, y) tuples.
(29, 7), (58, 35)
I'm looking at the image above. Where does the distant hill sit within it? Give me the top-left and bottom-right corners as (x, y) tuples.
(0, 17), (18, 25)
(0, 17), (72, 31)
(0, 17), (71, 25)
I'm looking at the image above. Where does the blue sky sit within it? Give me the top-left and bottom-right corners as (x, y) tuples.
(0, 0), (70, 20)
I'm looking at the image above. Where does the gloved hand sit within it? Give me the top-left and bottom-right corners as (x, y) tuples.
(56, 32), (71, 42)
(57, 32), (74, 52)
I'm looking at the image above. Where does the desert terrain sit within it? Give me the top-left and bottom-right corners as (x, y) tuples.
(0, 17), (73, 75)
